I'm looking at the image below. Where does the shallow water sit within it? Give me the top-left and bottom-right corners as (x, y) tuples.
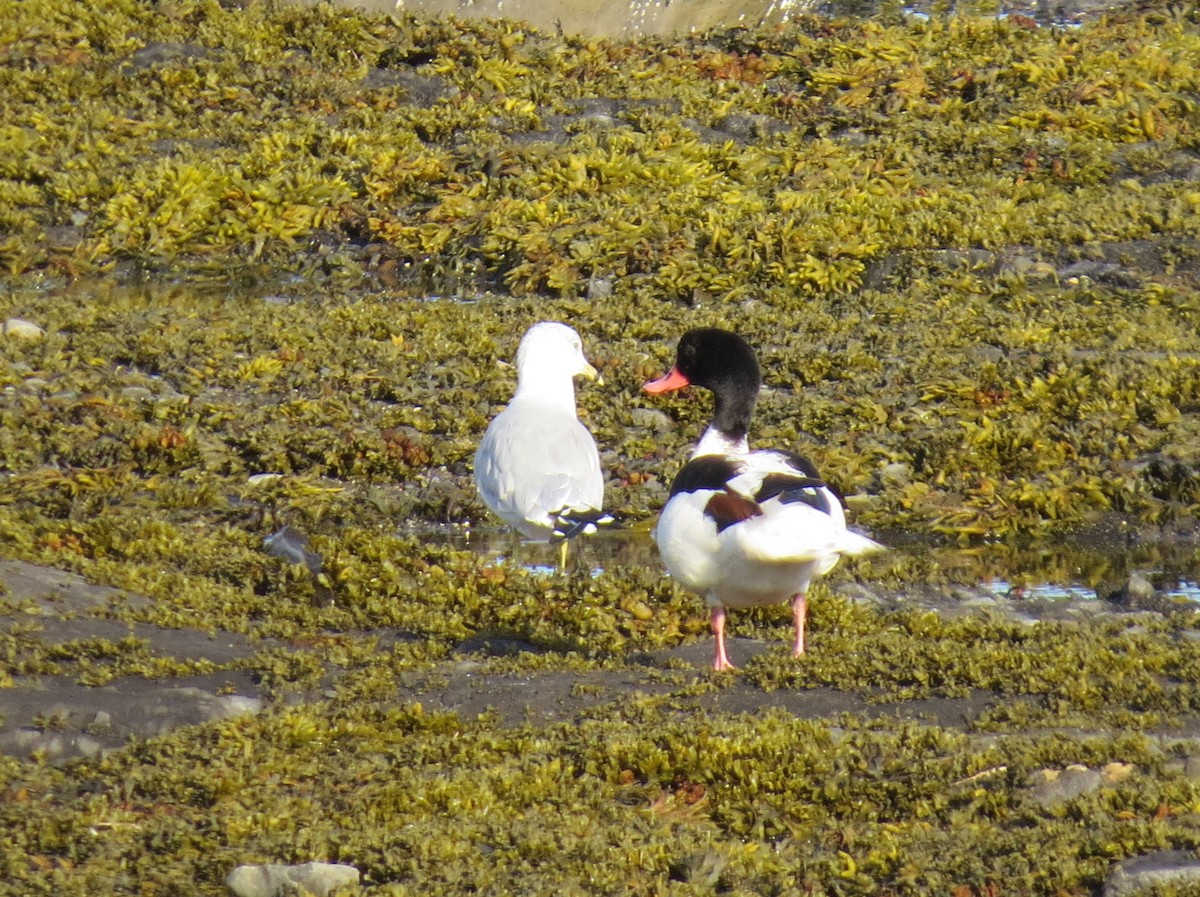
(428, 523), (1200, 614)
(337, 0), (1116, 37)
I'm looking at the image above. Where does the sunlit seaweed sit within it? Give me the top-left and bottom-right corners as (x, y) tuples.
(3, 0), (1200, 894)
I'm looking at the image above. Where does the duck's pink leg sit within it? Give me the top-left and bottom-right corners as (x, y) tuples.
(711, 606), (735, 671)
(791, 592), (808, 657)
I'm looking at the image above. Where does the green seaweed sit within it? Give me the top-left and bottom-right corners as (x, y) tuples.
(3, 0), (1200, 894)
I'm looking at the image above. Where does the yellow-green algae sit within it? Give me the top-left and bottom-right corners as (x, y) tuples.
(4, 284), (1200, 896)
(3, 0), (1200, 894)
(0, 0), (1198, 537)
(6, 695), (1200, 895)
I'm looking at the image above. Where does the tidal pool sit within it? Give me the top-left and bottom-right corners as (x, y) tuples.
(453, 524), (1200, 613)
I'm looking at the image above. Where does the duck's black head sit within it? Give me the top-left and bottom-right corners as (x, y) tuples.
(644, 328), (762, 447)
(671, 328), (761, 394)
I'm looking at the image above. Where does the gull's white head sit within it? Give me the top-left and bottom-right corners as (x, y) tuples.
(515, 321), (599, 384)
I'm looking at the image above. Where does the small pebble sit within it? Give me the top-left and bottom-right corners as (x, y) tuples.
(3, 318), (45, 340)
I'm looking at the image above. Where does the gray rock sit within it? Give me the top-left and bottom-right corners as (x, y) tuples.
(74, 734), (105, 759)
(0, 728), (105, 762)
(119, 386), (156, 402)
(965, 345), (1005, 365)
(1103, 850), (1200, 897)
(209, 694), (266, 721)
(586, 275), (614, 301)
(160, 687), (263, 724)
(927, 249), (995, 271)
(1028, 765), (1101, 805)
(453, 634), (547, 658)
(1103, 573), (1177, 613)
(1059, 259), (1121, 282)
(629, 407), (673, 433)
(225, 862), (360, 897)
(878, 462), (913, 486)
(1123, 574), (1157, 603)
(126, 42), (209, 69)
(1174, 754), (1200, 780)
(0, 671), (266, 762)
(0, 558), (149, 615)
(1027, 762), (1133, 807)
(360, 67), (455, 107)
(713, 113), (790, 141)
(264, 527), (323, 575)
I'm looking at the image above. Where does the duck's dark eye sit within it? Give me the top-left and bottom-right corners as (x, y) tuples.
(682, 343), (696, 360)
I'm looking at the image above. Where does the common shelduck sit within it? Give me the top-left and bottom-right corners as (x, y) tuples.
(644, 328), (882, 670)
(475, 322), (610, 562)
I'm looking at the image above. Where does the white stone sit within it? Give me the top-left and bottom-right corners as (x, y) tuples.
(225, 862), (360, 897)
(3, 318), (45, 340)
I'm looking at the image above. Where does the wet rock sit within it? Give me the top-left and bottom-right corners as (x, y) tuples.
(119, 386), (156, 402)
(360, 67), (455, 106)
(997, 252), (1058, 282)
(586, 275), (614, 301)
(1161, 747), (1200, 781)
(0, 672), (265, 762)
(630, 407), (673, 433)
(126, 42), (210, 69)
(965, 345), (1005, 365)
(1114, 573), (1155, 604)
(927, 249), (996, 271)
(13, 376), (47, 393)
(1059, 259), (1122, 282)
(877, 461), (913, 487)
(0, 558), (148, 615)
(1103, 850), (1200, 897)
(1027, 762), (1133, 807)
(860, 251), (901, 290)
(712, 113), (790, 142)
(3, 318), (44, 340)
(43, 224), (86, 250)
(225, 862), (360, 897)
(1101, 573), (1179, 613)
(1060, 257), (1143, 289)
(0, 728), (105, 761)
(264, 526), (323, 576)
(823, 127), (868, 147)
(200, 692), (265, 721)
(453, 634), (547, 657)
(836, 581), (892, 608)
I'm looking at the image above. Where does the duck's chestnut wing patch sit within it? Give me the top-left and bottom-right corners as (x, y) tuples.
(705, 491), (763, 532)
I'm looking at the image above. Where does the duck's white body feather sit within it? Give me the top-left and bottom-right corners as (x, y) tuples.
(654, 452), (878, 610)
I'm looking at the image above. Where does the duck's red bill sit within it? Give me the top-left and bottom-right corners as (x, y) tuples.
(642, 368), (691, 394)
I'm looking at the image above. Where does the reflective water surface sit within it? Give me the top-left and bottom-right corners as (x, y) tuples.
(424, 522), (1200, 614)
